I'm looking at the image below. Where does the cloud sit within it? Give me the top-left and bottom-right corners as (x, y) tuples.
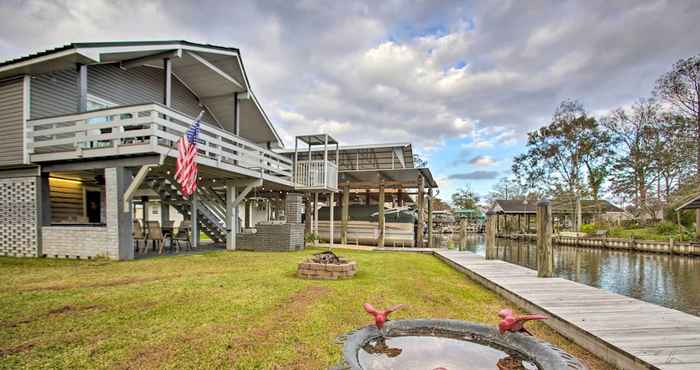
(448, 171), (500, 180)
(468, 155), (496, 166)
(1, 0), (699, 176)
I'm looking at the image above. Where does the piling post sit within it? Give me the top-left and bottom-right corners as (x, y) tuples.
(427, 188), (434, 248)
(536, 199), (554, 277)
(416, 175), (425, 248)
(486, 210), (497, 260)
(341, 183), (349, 246)
(377, 181), (385, 248)
(669, 238), (674, 255)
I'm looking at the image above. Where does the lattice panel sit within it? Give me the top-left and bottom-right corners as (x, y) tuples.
(0, 177), (38, 257)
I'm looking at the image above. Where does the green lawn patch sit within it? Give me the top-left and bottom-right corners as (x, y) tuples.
(0, 249), (611, 369)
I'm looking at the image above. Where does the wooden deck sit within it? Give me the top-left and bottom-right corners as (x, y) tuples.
(435, 250), (700, 370)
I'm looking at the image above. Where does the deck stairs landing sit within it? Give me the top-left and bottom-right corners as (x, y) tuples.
(146, 176), (227, 243)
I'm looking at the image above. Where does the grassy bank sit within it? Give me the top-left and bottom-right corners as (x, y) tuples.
(0, 249), (611, 369)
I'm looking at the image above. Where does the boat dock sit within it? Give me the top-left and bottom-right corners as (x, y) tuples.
(435, 250), (700, 370)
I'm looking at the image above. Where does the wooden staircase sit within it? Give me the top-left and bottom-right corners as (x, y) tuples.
(147, 176), (228, 243)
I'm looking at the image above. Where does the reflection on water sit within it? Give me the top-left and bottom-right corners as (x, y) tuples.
(450, 234), (700, 317)
(358, 335), (538, 370)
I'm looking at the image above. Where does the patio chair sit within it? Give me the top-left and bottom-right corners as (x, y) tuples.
(146, 221), (166, 254)
(133, 220), (147, 253)
(172, 220), (192, 252)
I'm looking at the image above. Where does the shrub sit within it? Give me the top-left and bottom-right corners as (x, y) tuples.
(304, 232), (319, 244)
(580, 223), (596, 234)
(655, 221), (677, 235)
(663, 208), (697, 228)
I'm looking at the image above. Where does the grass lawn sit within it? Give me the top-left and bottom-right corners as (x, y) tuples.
(0, 248), (611, 370)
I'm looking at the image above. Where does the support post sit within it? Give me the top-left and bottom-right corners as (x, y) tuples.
(575, 194), (582, 232)
(160, 200), (170, 226)
(329, 192), (335, 247)
(142, 197), (149, 224)
(416, 175), (425, 248)
(486, 211), (497, 259)
(112, 167), (134, 260)
(40, 173), (51, 226)
(341, 183), (349, 245)
(78, 64), (87, 112)
(226, 182), (237, 250)
(378, 181), (385, 247)
(304, 193), (312, 237)
(536, 200), (554, 277)
(163, 58), (172, 106)
(427, 188), (433, 248)
(234, 93), (240, 136)
(313, 192), (319, 244)
(696, 209), (700, 239)
(191, 192), (199, 248)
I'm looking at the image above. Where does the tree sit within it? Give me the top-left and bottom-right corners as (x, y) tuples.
(451, 186), (480, 209)
(655, 55), (700, 235)
(652, 113), (695, 201)
(413, 154), (428, 168)
(513, 101), (593, 193)
(655, 55), (700, 175)
(601, 99), (660, 222)
(486, 177), (534, 203)
(431, 197), (452, 211)
(513, 100), (610, 230)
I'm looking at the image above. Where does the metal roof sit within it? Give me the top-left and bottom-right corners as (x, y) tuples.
(295, 134), (339, 146)
(490, 198), (625, 214)
(674, 191), (700, 211)
(338, 167), (438, 189)
(277, 142), (410, 153)
(0, 41), (239, 68)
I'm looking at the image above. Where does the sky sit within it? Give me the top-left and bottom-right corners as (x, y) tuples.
(1, 0), (699, 203)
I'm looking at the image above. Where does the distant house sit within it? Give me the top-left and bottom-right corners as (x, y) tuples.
(551, 199), (629, 224)
(487, 198), (629, 231)
(454, 208), (486, 223)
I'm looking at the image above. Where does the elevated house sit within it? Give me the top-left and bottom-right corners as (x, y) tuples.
(0, 41), (437, 259)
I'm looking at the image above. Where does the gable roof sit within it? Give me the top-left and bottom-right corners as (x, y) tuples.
(489, 198), (624, 214)
(551, 199), (625, 213)
(491, 199), (538, 214)
(0, 40), (283, 147)
(674, 191), (700, 211)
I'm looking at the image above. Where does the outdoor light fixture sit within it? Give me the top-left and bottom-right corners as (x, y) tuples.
(48, 177), (82, 185)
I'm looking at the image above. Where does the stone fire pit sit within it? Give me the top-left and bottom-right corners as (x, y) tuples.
(298, 251), (357, 280)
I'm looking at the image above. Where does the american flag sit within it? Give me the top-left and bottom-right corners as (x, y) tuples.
(175, 111), (205, 197)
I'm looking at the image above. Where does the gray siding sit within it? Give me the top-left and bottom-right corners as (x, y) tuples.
(29, 64), (215, 124)
(0, 77), (25, 166)
(87, 64), (216, 123)
(30, 69), (79, 119)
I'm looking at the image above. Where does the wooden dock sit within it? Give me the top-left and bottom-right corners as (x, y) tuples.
(435, 250), (700, 370)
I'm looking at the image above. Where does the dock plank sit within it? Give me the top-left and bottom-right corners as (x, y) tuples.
(435, 250), (700, 370)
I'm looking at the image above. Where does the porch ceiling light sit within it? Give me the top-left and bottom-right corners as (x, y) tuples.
(49, 177), (82, 185)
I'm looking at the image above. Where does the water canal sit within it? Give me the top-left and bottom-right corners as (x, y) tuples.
(450, 234), (700, 317)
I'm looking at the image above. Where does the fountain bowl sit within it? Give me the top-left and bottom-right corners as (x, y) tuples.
(334, 319), (587, 370)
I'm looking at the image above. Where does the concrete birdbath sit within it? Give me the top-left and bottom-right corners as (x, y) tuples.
(332, 305), (588, 370)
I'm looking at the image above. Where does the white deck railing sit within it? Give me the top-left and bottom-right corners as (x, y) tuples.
(27, 103), (293, 184)
(295, 160), (338, 190)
